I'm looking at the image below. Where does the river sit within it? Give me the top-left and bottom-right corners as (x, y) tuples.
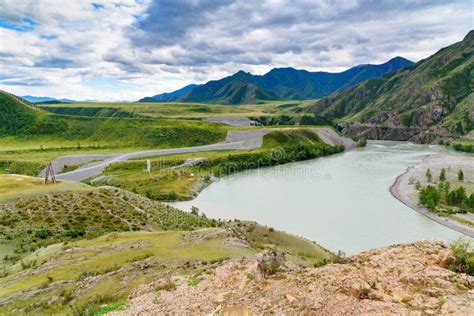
(171, 141), (465, 254)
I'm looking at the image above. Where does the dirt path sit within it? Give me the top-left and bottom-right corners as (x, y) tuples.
(41, 128), (355, 182)
(390, 154), (474, 238)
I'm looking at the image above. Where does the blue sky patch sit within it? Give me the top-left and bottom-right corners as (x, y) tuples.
(0, 17), (37, 32)
(39, 34), (58, 40)
(92, 3), (104, 10)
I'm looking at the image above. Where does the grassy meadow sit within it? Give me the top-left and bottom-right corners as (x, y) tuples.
(38, 99), (315, 119)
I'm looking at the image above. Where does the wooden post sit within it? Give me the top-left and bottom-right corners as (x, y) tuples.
(44, 163), (57, 184)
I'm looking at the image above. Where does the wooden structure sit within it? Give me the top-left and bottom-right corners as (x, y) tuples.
(44, 163), (57, 184)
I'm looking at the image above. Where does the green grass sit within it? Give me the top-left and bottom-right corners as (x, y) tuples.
(244, 222), (334, 265)
(0, 174), (92, 201)
(1, 116), (228, 148)
(0, 230), (253, 314)
(95, 300), (128, 314)
(38, 100), (311, 119)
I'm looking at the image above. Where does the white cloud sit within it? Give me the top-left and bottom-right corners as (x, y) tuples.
(0, 0), (472, 101)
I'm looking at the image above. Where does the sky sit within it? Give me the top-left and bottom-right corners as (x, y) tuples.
(0, 0), (472, 101)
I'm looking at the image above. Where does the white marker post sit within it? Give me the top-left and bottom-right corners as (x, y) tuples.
(145, 159), (151, 173)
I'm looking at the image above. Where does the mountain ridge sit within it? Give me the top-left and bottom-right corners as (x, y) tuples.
(138, 57), (413, 104)
(307, 30), (474, 143)
(138, 84), (199, 102)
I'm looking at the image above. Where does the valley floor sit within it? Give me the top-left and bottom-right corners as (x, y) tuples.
(390, 154), (474, 237)
(46, 127), (355, 182)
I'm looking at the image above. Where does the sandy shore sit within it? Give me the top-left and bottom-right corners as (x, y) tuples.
(390, 154), (474, 238)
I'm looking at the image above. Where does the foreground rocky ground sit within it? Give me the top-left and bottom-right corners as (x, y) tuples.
(112, 241), (473, 315)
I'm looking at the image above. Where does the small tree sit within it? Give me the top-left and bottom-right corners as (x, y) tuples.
(426, 168), (432, 183)
(447, 186), (467, 206)
(467, 193), (474, 210)
(458, 169), (464, 181)
(419, 185), (441, 210)
(439, 168), (446, 181)
(443, 181), (450, 200)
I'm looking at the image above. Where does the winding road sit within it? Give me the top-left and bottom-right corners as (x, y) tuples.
(40, 128), (356, 182)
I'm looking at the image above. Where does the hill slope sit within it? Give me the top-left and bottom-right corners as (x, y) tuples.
(0, 90), (227, 148)
(0, 177), (222, 267)
(0, 91), (43, 135)
(308, 31), (474, 143)
(138, 84), (199, 102)
(139, 57), (412, 104)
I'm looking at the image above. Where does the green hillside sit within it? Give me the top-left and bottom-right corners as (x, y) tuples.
(0, 176), (221, 268)
(0, 91), (227, 148)
(309, 31), (474, 143)
(0, 91), (43, 135)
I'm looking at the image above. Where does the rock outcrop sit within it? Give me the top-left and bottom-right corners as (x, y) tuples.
(111, 241), (474, 315)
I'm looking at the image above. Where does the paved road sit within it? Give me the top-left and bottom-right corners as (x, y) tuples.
(42, 128), (355, 182)
(203, 116), (257, 126)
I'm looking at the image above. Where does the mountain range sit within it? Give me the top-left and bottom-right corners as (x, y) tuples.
(139, 57), (413, 104)
(20, 96), (98, 103)
(307, 30), (474, 143)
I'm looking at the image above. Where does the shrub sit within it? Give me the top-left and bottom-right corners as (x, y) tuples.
(64, 230), (85, 238)
(155, 277), (176, 291)
(445, 238), (474, 276)
(187, 275), (200, 286)
(357, 138), (367, 147)
(415, 181), (421, 190)
(453, 143), (474, 153)
(258, 259), (280, 277)
(458, 169), (464, 181)
(36, 228), (51, 239)
(145, 188), (155, 199)
(190, 206), (199, 216)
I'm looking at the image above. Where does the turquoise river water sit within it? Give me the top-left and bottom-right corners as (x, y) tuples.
(172, 141), (466, 254)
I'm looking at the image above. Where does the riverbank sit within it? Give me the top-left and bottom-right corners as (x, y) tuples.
(390, 154), (474, 238)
